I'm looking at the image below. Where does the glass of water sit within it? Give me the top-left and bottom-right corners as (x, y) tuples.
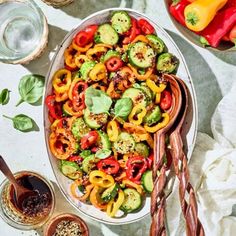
(0, 0), (48, 64)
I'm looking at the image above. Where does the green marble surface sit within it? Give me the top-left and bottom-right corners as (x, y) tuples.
(0, 0), (235, 235)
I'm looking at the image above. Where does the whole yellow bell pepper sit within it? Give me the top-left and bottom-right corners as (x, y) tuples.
(128, 104), (147, 125)
(144, 113), (170, 133)
(89, 170), (115, 188)
(184, 0), (228, 32)
(107, 120), (119, 142)
(106, 190), (125, 217)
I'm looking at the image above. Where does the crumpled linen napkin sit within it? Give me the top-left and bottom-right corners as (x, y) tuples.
(166, 82), (236, 236)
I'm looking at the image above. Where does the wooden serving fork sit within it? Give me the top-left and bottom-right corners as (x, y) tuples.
(150, 74), (182, 236)
(169, 76), (205, 236)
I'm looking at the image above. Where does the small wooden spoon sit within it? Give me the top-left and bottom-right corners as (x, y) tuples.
(0, 155), (37, 210)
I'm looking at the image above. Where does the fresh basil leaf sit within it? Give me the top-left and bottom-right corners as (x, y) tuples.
(95, 149), (112, 159)
(16, 74), (45, 106)
(0, 88), (10, 105)
(85, 87), (112, 114)
(2, 114), (39, 132)
(114, 98), (132, 119)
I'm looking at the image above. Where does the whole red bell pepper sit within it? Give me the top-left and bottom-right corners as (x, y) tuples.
(200, 7), (236, 48)
(169, 0), (190, 26)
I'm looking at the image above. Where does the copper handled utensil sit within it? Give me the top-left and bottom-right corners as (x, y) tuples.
(150, 74), (182, 236)
(0, 155), (37, 210)
(169, 77), (205, 236)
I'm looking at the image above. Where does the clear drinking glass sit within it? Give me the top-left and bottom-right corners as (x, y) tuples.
(0, 0), (48, 64)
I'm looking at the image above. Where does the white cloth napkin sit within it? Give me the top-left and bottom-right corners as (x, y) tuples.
(166, 82), (236, 236)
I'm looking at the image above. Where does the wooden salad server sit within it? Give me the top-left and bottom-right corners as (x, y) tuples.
(169, 76), (205, 236)
(150, 74), (182, 236)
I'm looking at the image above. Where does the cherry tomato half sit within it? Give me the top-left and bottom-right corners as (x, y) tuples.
(74, 31), (90, 47)
(105, 57), (123, 72)
(80, 131), (99, 150)
(137, 18), (155, 35)
(85, 25), (98, 39)
(160, 90), (172, 110)
(97, 158), (120, 175)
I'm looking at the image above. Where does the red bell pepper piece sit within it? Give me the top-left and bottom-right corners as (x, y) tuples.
(97, 157), (120, 175)
(45, 95), (62, 120)
(137, 18), (155, 35)
(200, 7), (236, 48)
(160, 90), (172, 110)
(169, 0), (190, 26)
(68, 155), (83, 163)
(123, 18), (138, 44)
(147, 153), (154, 169)
(80, 131), (99, 150)
(126, 156), (148, 184)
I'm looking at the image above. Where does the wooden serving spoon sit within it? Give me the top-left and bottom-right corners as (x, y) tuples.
(150, 74), (182, 236)
(0, 155), (37, 210)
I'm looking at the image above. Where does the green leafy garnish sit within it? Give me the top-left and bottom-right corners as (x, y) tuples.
(85, 87), (112, 114)
(16, 74), (45, 107)
(3, 114), (39, 132)
(114, 98), (133, 120)
(95, 149), (112, 159)
(0, 88), (10, 105)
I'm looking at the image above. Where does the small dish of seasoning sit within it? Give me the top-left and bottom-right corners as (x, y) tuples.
(0, 171), (55, 230)
(44, 213), (89, 236)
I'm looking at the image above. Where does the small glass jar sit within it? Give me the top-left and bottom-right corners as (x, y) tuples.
(0, 0), (48, 64)
(0, 171), (55, 230)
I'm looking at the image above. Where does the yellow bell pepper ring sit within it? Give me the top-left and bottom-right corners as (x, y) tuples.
(122, 180), (143, 195)
(128, 104), (147, 125)
(144, 113), (170, 133)
(49, 129), (77, 160)
(107, 120), (119, 142)
(89, 170), (115, 188)
(89, 63), (107, 82)
(52, 69), (72, 94)
(86, 47), (108, 60)
(63, 100), (83, 117)
(146, 79), (166, 94)
(75, 55), (89, 68)
(90, 186), (107, 210)
(155, 93), (161, 104)
(106, 189), (125, 217)
(70, 182), (94, 202)
(128, 64), (153, 81)
(54, 90), (69, 102)
(132, 35), (149, 44)
(72, 40), (93, 52)
(184, 0), (228, 32)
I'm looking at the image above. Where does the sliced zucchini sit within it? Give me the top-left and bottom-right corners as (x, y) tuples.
(135, 142), (149, 158)
(144, 105), (162, 126)
(139, 84), (154, 104)
(80, 61), (96, 80)
(141, 170), (153, 193)
(128, 42), (155, 68)
(71, 117), (91, 140)
(101, 183), (119, 202)
(156, 53), (179, 74)
(97, 131), (111, 150)
(122, 88), (147, 107)
(84, 108), (108, 129)
(101, 50), (120, 63)
(111, 11), (131, 34)
(60, 160), (82, 180)
(114, 132), (135, 154)
(82, 154), (96, 173)
(146, 34), (165, 54)
(120, 188), (142, 213)
(94, 24), (119, 45)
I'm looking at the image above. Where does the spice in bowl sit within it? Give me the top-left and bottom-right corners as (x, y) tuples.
(44, 213), (89, 236)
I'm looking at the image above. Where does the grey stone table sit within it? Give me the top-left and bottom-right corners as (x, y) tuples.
(0, 0), (235, 235)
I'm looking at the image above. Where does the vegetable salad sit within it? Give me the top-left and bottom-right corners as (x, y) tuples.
(46, 11), (178, 218)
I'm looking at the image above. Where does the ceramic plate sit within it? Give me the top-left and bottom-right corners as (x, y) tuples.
(43, 8), (198, 225)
